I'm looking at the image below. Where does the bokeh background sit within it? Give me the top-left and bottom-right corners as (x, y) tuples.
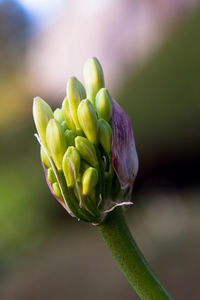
(0, 0), (200, 299)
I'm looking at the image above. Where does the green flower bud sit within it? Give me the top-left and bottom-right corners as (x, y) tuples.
(33, 97), (53, 147)
(40, 147), (51, 169)
(98, 119), (112, 154)
(75, 136), (98, 167)
(77, 99), (98, 144)
(61, 120), (68, 132)
(82, 167), (98, 196)
(62, 97), (76, 132)
(74, 183), (98, 217)
(67, 77), (86, 130)
(83, 57), (105, 104)
(54, 108), (65, 123)
(46, 119), (67, 170)
(62, 146), (81, 187)
(95, 88), (112, 122)
(64, 129), (76, 146)
(33, 57), (138, 224)
(54, 108), (68, 132)
(52, 182), (63, 200)
(47, 167), (56, 184)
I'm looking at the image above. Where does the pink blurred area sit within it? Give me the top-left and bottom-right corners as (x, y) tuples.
(26, 0), (198, 99)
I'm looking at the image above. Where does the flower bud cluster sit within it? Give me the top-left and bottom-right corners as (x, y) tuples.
(33, 58), (138, 224)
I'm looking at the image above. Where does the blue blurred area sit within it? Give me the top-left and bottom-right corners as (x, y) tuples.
(0, 1), (200, 299)
(0, 0), (31, 71)
(16, 0), (66, 28)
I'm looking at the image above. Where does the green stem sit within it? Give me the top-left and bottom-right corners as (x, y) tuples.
(97, 207), (174, 300)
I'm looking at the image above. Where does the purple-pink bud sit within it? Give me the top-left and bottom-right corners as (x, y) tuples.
(112, 99), (139, 197)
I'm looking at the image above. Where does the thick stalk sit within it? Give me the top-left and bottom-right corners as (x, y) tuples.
(97, 207), (174, 300)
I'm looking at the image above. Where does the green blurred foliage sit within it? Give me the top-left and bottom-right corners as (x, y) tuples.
(118, 8), (200, 160)
(0, 124), (57, 260)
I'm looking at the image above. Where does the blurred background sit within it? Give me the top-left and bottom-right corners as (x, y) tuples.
(0, 0), (200, 299)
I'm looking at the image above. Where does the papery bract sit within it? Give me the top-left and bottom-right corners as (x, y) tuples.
(112, 99), (138, 197)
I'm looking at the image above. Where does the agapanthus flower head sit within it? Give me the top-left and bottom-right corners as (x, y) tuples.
(33, 57), (138, 224)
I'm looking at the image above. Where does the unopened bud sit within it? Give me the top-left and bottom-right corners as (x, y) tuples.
(64, 129), (76, 146)
(75, 136), (98, 167)
(40, 147), (51, 169)
(61, 120), (68, 132)
(33, 97), (53, 147)
(62, 97), (76, 132)
(77, 99), (98, 144)
(82, 167), (98, 196)
(67, 77), (86, 130)
(47, 167), (56, 184)
(83, 57), (104, 104)
(54, 108), (65, 123)
(52, 182), (63, 200)
(95, 88), (112, 122)
(62, 146), (81, 187)
(98, 119), (112, 154)
(33, 58), (138, 224)
(54, 110), (68, 132)
(46, 119), (67, 170)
